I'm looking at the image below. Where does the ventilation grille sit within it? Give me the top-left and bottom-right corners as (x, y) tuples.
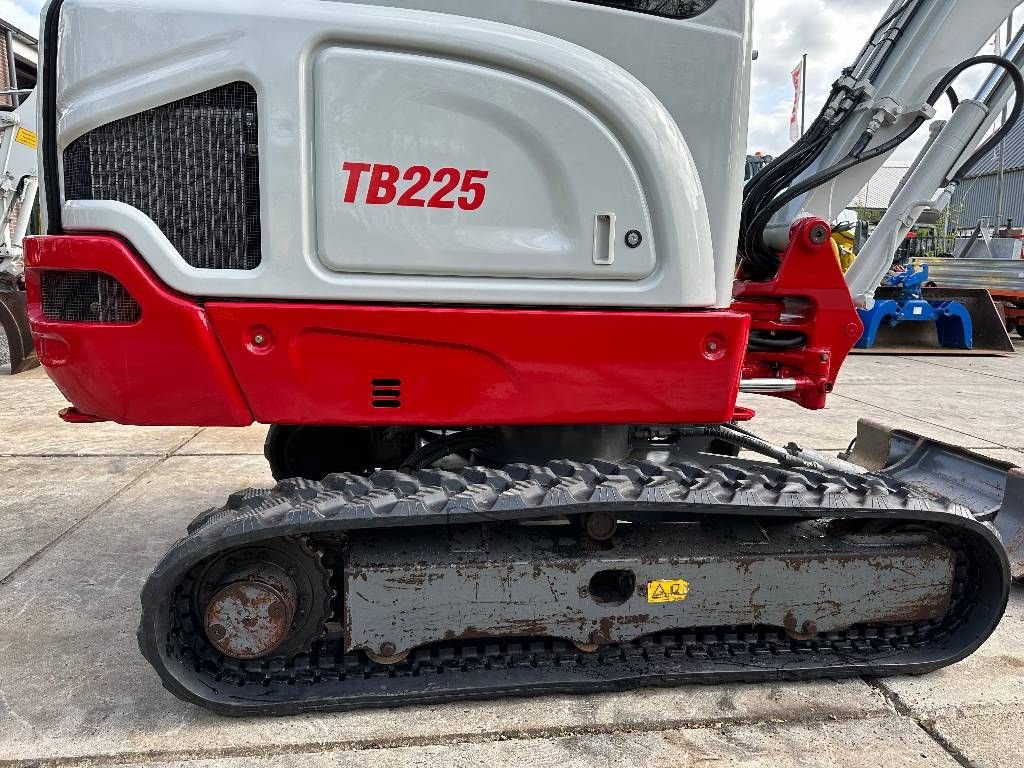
(574, 1), (718, 19)
(371, 379), (402, 409)
(40, 270), (141, 323)
(63, 82), (262, 271)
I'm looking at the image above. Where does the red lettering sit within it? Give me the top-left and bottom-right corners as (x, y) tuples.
(397, 165), (431, 207)
(341, 161), (372, 204)
(458, 169), (489, 211)
(427, 167), (460, 209)
(342, 163), (490, 210)
(366, 164), (400, 205)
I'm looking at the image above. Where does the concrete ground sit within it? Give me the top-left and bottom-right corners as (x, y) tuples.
(0, 348), (1022, 768)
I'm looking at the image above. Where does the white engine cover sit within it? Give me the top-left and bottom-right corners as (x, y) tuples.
(49, 0), (752, 307)
(312, 47), (654, 282)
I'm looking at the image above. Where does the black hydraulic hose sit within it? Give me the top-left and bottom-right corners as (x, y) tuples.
(869, 0), (922, 43)
(739, 2), (929, 280)
(674, 425), (826, 471)
(746, 333), (808, 350)
(399, 430), (496, 472)
(743, 55), (1024, 280)
(858, 0), (926, 84)
(740, 122), (839, 275)
(947, 58), (1024, 183)
(946, 86), (960, 112)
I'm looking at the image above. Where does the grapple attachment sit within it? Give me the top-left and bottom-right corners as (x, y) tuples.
(856, 285), (1014, 354)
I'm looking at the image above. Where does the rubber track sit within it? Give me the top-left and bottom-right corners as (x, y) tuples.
(140, 459), (1012, 716)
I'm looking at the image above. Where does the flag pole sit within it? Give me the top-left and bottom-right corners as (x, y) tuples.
(800, 53), (807, 137)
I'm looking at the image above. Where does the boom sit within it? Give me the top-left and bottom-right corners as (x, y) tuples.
(748, 0), (1024, 307)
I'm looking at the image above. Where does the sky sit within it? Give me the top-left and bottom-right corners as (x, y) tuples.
(749, 0), (895, 156)
(0, 0), (1005, 162)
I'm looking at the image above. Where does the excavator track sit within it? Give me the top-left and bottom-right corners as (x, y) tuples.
(140, 458), (1010, 716)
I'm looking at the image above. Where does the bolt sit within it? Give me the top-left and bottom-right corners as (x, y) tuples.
(809, 224), (830, 245)
(584, 511), (618, 541)
(624, 230), (643, 249)
(380, 641), (397, 657)
(209, 624), (227, 640)
(707, 342), (719, 352)
(253, 334), (266, 345)
(820, 352), (829, 362)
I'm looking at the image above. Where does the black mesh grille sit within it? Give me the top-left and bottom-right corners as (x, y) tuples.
(40, 271), (141, 323)
(573, 0), (718, 18)
(63, 82), (262, 271)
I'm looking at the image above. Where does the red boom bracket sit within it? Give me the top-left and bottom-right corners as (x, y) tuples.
(733, 218), (863, 410)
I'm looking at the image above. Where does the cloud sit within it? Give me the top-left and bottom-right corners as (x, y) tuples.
(750, 0), (892, 156)
(0, 0), (42, 37)
(749, 1), (1008, 161)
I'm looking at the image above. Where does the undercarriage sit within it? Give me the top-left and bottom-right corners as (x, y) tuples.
(139, 421), (1014, 716)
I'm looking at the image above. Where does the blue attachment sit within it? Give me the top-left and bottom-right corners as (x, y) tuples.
(856, 264), (974, 349)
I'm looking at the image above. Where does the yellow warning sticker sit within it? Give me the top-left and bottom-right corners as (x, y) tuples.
(647, 579), (690, 604)
(14, 127), (37, 150)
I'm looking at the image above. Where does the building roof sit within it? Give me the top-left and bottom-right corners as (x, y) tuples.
(849, 161), (911, 209)
(0, 18), (36, 46)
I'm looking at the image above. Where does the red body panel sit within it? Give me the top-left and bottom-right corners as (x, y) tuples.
(24, 236), (254, 426)
(734, 219), (864, 410)
(205, 303), (749, 426)
(24, 235), (751, 427)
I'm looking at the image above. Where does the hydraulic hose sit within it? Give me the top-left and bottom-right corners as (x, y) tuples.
(741, 55), (1024, 281)
(399, 430), (496, 472)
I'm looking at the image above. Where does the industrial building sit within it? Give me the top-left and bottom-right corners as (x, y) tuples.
(951, 118), (1024, 232)
(0, 18), (35, 107)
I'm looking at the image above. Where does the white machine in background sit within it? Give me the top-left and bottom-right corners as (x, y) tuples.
(0, 87), (39, 374)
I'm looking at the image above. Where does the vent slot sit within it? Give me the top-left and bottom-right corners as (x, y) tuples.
(40, 270), (141, 323)
(63, 81), (262, 271)
(371, 379), (402, 409)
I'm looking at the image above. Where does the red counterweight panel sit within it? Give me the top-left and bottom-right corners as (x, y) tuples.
(24, 234), (750, 427)
(24, 235), (254, 426)
(205, 304), (750, 426)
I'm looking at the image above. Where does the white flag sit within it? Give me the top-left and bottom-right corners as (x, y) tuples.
(790, 60), (804, 142)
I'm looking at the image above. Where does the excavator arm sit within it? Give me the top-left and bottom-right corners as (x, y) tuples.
(747, 0), (1024, 308)
(0, 89), (39, 374)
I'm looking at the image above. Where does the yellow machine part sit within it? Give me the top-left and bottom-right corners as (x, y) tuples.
(832, 232), (856, 273)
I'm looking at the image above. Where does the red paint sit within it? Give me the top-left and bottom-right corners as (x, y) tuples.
(732, 407), (756, 422)
(366, 164), (400, 205)
(341, 161), (372, 203)
(58, 407), (106, 424)
(24, 236), (254, 426)
(397, 166), (431, 207)
(24, 220), (857, 430)
(341, 162), (490, 209)
(733, 218), (863, 410)
(459, 169), (489, 211)
(23, 235), (749, 428)
(206, 303), (749, 426)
